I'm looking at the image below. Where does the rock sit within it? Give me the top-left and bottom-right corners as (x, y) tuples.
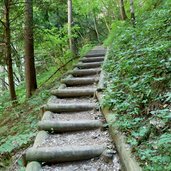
(106, 144), (114, 149)
(101, 123), (109, 131)
(92, 133), (100, 139)
(101, 149), (115, 163)
(83, 165), (92, 170)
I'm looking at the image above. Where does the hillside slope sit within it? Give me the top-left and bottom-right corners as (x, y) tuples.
(103, 1), (171, 170)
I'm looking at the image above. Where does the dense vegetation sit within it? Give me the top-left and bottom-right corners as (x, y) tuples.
(0, 0), (109, 169)
(103, 0), (171, 170)
(0, 0), (170, 170)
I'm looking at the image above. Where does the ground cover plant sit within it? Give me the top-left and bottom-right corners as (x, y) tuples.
(103, 0), (171, 170)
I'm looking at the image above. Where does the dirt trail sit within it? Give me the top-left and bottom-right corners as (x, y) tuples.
(25, 46), (120, 171)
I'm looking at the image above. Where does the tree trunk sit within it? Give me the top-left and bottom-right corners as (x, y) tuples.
(93, 11), (100, 43)
(67, 0), (76, 56)
(120, 0), (127, 20)
(11, 44), (24, 82)
(24, 0), (37, 98)
(4, 0), (17, 101)
(103, 15), (110, 32)
(130, 0), (136, 27)
(0, 65), (7, 91)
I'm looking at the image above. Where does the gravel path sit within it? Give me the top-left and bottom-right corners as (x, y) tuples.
(39, 129), (110, 148)
(51, 110), (101, 121)
(42, 156), (120, 171)
(49, 96), (97, 104)
(24, 46), (121, 171)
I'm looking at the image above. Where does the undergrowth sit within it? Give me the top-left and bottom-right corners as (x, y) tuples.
(103, 0), (171, 170)
(0, 56), (79, 169)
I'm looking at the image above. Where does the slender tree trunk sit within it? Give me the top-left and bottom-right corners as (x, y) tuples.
(11, 44), (24, 82)
(4, 0), (17, 101)
(130, 0), (136, 27)
(16, 55), (24, 82)
(120, 0), (127, 20)
(93, 11), (100, 43)
(103, 16), (110, 32)
(101, 0), (116, 20)
(24, 0), (37, 98)
(67, 0), (76, 56)
(0, 65), (7, 91)
(101, 0), (114, 30)
(0, 45), (7, 91)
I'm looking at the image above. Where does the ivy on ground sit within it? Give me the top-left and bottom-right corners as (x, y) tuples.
(103, 1), (171, 170)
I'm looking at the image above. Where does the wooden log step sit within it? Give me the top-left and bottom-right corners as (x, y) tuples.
(25, 131), (48, 170)
(80, 57), (104, 63)
(69, 68), (101, 77)
(38, 120), (102, 132)
(44, 103), (96, 112)
(26, 145), (105, 163)
(61, 77), (98, 86)
(75, 62), (103, 69)
(51, 88), (96, 97)
(85, 53), (106, 57)
(85, 49), (106, 57)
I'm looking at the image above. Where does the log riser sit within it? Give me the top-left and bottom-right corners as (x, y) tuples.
(61, 79), (98, 86)
(44, 104), (97, 112)
(38, 120), (102, 132)
(80, 57), (104, 63)
(26, 146), (105, 163)
(51, 89), (96, 97)
(69, 68), (101, 77)
(76, 63), (102, 69)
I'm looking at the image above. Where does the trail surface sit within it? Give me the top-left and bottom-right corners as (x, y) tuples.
(25, 46), (120, 171)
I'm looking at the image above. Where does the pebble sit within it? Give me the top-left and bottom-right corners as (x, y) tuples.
(83, 165), (92, 170)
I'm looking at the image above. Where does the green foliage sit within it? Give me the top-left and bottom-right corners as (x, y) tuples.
(0, 57), (77, 169)
(103, 0), (171, 170)
(0, 0), (117, 169)
(0, 133), (36, 154)
(73, 0), (112, 42)
(79, 43), (94, 57)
